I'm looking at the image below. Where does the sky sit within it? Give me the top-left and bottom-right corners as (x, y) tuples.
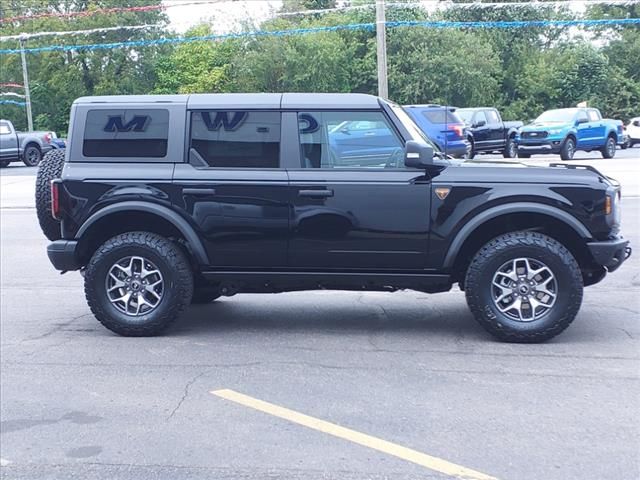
(162, 0), (599, 34)
(163, 0), (283, 33)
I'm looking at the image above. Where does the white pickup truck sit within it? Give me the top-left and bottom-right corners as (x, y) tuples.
(0, 119), (55, 167)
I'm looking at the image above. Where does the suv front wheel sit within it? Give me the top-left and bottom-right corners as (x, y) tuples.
(465, 231), (583, 343)
(84, 232), (194, 336)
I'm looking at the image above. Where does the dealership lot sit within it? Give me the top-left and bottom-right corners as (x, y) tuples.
(1, 154), (639, 479)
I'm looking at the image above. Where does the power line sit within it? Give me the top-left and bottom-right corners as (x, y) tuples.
(0, 1), (240, 24)
(2, 0), (637, 24)
(0, 25), (161, 42)
(1, 18), (638, 56)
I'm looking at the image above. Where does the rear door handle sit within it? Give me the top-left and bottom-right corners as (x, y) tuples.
(298, 189), (334, 198)
(183, 187), (216, 195)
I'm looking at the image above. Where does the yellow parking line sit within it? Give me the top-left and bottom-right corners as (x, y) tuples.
(211, 389), (499, 480)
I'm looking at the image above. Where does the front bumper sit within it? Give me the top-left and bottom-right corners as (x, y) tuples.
(47, 240), (81, 271)
(587, 238), (631, 273)
(517, 141), (563, 155)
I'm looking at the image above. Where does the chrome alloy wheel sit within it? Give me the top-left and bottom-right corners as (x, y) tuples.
(106, 256), (164, 316)
(491, 257), (557, 322)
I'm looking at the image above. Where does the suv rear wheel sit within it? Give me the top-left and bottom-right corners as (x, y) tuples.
(84, 232), (194, 336)
(465, 231), (583, 343)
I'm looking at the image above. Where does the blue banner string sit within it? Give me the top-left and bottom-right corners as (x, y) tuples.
(1, 18), (639, 55)
(0, 100), (27, 106)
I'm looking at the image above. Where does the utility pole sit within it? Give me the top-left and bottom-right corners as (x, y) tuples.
(19, 36), (33, 131)
(375, 0), (388, 99)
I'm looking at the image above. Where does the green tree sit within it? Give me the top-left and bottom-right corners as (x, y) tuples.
(388, 27), (502, 106)
(153, 25), (237, 94)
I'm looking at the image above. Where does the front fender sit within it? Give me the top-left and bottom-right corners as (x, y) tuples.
(442, 202), (592, 269)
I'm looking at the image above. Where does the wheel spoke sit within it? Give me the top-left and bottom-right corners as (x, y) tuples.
(145, 285), (161, 301)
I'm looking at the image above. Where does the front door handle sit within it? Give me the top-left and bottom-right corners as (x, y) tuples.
(298, 189), (334, 198)
(183, 187), (216, 195)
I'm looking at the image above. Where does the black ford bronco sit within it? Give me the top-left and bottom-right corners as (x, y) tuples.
(37, 93), (630, 342)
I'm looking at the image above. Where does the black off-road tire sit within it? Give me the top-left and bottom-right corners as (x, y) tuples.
(503, 137), (517, 158)
(191, 288), (221, 304)
(35, 149), (65, 241)
(465, 231), (583, 343)
(23, 143), (42, 166)
(560, 137), (576, 161)
(84, 232), (194, 337)
(600, 135), (616, 159)
(467, 139), (475, 159)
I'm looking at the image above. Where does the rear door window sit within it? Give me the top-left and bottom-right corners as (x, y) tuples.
(0, 122), (10, 135)
(189, 111), (281, 168)
(587, 110), (601, 122)
(83, 109), (169, 158)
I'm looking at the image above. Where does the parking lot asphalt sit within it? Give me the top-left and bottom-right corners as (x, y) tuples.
(1, 154), (639, 480)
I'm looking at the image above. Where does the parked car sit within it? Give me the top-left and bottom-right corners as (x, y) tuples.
(0, 119), (55, 167)
(326, 118), (403, 167)
(50, 136), (66, 149)
(34, 93), (631, 343)
(403, 105), (469, 158)
(625, 117), (640, 148)
(455, 107), (523, 158)
(516, 108), (625, 160)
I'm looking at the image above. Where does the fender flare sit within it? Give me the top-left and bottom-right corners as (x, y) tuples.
(505, 127), (519, 138)
(76, 201), (209, 265)
(442, 202), (592, 269)
(564, 129), (578, 143)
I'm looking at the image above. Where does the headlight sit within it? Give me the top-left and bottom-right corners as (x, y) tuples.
(548, 128), (563, 135)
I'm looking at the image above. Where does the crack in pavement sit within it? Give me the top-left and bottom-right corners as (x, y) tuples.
(166, 371), (208, 421)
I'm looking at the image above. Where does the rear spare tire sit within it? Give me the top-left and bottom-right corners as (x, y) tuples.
(35, 149), (65, 241)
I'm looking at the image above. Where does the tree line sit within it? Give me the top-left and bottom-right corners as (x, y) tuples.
(0, 0), (638, 133)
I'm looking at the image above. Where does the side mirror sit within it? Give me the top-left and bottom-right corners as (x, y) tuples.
(633, 120), (640, 127)
(404, 141), (434, 169)
(576, 118), (589, 125)
(474, 120), (486, 128)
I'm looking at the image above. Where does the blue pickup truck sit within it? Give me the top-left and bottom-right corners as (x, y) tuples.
(516, 107), (625, 160)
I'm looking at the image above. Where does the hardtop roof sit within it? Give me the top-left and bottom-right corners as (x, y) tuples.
(73, 93), (382, 109)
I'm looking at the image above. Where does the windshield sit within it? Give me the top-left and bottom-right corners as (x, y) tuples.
(389, 103), (441, 153)
(534, 109), (579, 123)
(456, 109), (475, 123)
